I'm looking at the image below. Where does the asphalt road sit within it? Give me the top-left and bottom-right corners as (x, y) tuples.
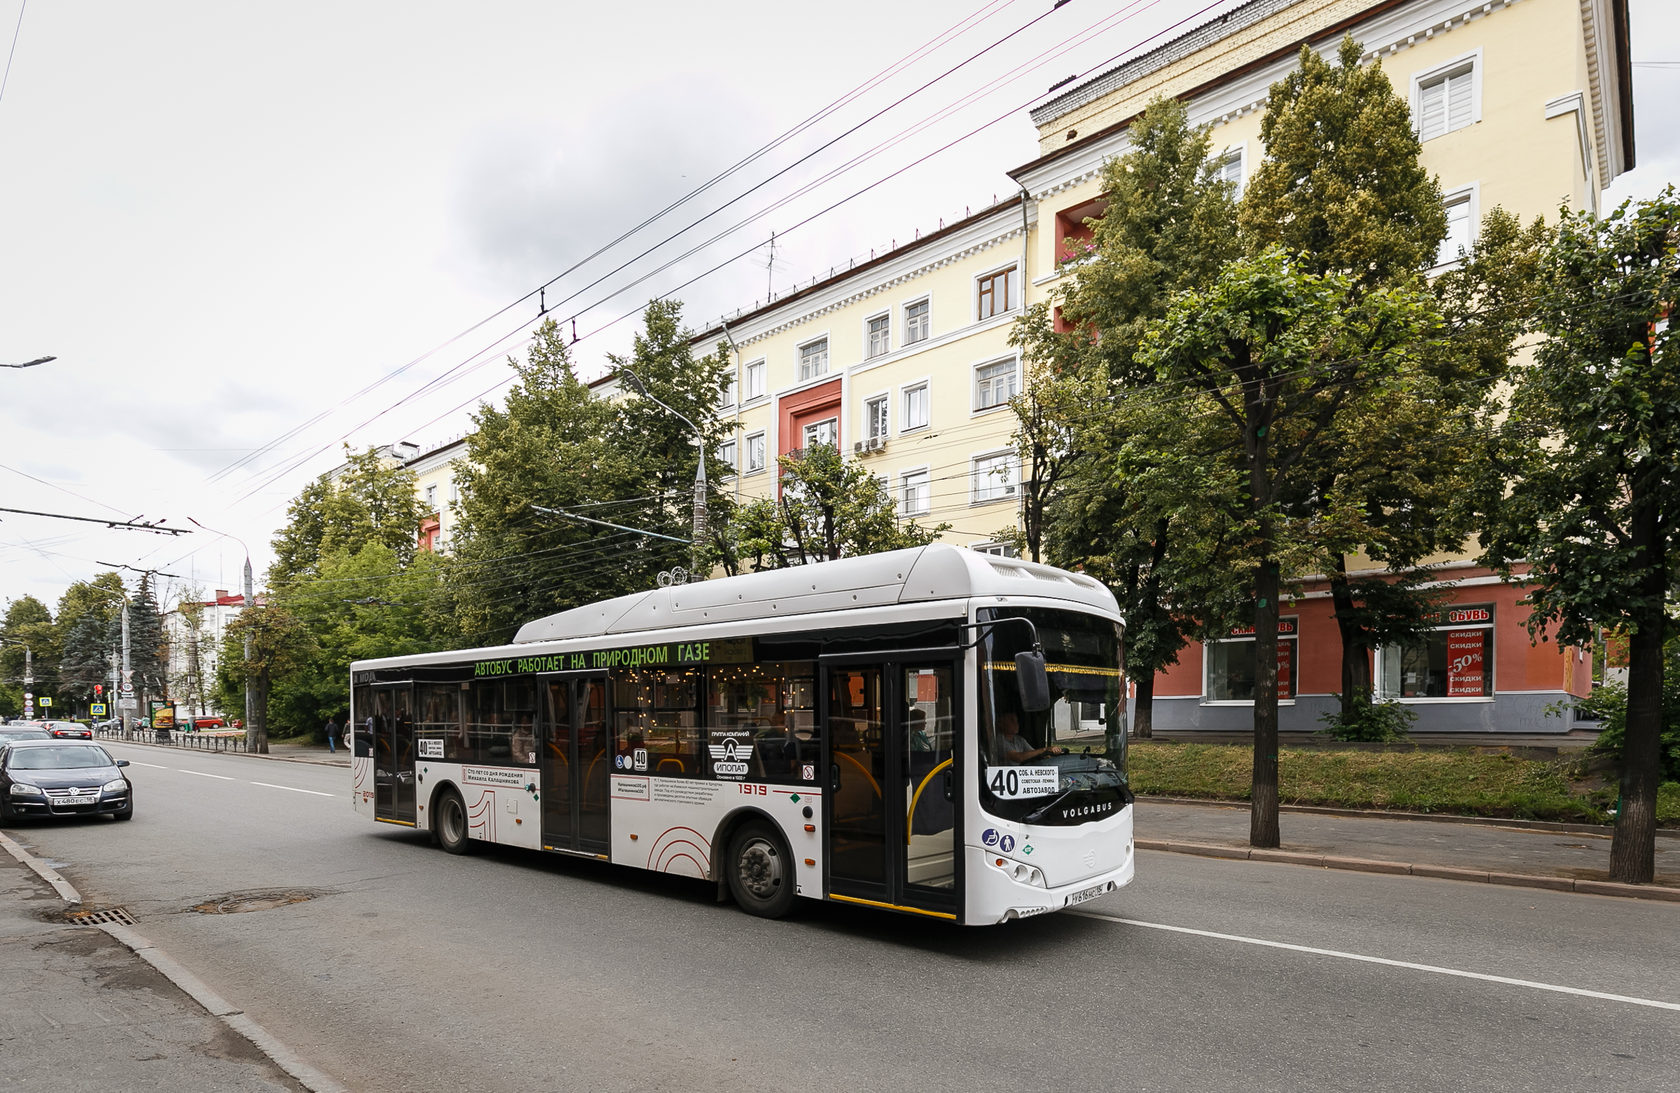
(7, 741), (1678, 1092)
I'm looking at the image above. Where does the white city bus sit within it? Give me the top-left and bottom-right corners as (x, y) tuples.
(349, 544), (1133, 924)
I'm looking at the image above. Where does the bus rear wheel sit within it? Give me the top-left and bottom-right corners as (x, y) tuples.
(726, 821), (794, 918)
(435, 789), (471, 855)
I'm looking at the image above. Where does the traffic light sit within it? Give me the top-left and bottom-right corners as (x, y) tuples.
(94, 684), (103, 697)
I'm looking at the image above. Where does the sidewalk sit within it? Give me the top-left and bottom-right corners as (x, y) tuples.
(1136, 796), (1680, 901)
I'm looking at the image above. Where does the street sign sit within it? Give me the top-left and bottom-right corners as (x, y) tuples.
(38, 696), (51, 708)
(120, 685), (135, 699)
(118, 698), (138, 713)
(90, 702), (108, 717)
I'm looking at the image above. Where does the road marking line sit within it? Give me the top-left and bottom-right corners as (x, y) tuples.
(250, 781), (335, 797)
(1075, 911), (1680, 1013)
(132, 762), (171, 769)
(178, 769), (236, 781)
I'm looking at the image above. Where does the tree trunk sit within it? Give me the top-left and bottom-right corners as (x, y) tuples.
(1328, 558), (1372, 722)
(1250, 556), (1281, 848)
(1133, 672), (1154, 739)
(1610, 486), (1663, 883)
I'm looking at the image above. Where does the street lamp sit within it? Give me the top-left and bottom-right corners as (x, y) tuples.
(617, 366), (708, 578)
(189, 518), (255, 746)
(0, 636), (34, 719)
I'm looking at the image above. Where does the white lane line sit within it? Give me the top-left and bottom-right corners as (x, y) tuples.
(132, 762), (171, 769)
(250, 781), (336, 798)
(177, 769), (236, 781)
(1076, 911), (1680, 1013)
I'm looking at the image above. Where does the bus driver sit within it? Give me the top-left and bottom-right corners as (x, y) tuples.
(997, 711), (1066, 764)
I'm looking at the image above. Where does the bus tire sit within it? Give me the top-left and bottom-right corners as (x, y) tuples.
(435, 788), (472, 855)
(726, 820), (795, 918)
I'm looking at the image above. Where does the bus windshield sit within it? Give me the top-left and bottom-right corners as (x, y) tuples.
(978, 606), (1129, 825)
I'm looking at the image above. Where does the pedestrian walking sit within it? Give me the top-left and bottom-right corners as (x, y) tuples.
(325, 715), (340, 754)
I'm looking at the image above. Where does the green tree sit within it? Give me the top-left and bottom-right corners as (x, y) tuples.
(450, 317), (680, 643)
(723, 442), (948, 569)
(1239, 36), (1446, 289)
(2, 596), (57, 717)
(214, 604), (314, 754)
(1475, 190), (1680, 883)
(270, 447), (427, 590)
(1009, 95), (1241, 735)
(55, 573), (128, 707)
(1140, 248), (1439, 846)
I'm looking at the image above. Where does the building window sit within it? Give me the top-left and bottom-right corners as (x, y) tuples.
(866, 314), (890, 358)
(1205, 619), (1298, 702)
(974, 358), (1018, 411)
(1216, 146), (1244, 191)
(798, 338), (829, 381)
(902, 382), (929, 431)
(973, 542), (1020, 558)
(746, 432), (766, 473)
(905, 299), (930, 344)
(744, 359), (766, 402)
(900, 469), (930, 516)
(1436, 189), (1475, 267)
(718, 439), (737, 474)
(865, 395), (889, 441)
(1415, 56), (1478, 142)
(977, 266), (1018, 319)
(720, 371), (737, 410)
(802, 417), (838, 451)
(971, 451), (1017, 503)
(424, 484), (437, 510)
(1378, 605), (1493, 699)
(1055, 197), (1107, 263)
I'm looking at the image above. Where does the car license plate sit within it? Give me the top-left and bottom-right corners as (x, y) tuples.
(55, 795), (97, 807)
(1066, 882), (1109, 906)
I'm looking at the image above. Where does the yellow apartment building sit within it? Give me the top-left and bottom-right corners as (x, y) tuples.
(695, 0), (1634, 734)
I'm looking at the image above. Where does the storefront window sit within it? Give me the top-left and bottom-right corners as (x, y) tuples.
(1205, 619), (1297, 702)
(1378, 606), (1493, 698)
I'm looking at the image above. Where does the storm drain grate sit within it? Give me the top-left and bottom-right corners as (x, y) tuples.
(65, 906), (137, 927)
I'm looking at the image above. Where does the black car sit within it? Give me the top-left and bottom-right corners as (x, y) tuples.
(0, 740), (133, 822)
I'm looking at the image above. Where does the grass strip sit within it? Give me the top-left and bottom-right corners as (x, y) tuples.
(1128, 741), (1680, 826)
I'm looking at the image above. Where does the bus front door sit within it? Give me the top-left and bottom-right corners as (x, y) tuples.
(373, 683), (418, 826)
(541, 675), (611, 856)
(822, 657), (959, 920)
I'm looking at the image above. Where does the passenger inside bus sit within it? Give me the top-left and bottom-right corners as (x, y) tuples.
(997, 711), (1065, 764)
(510, 716), (536, 765)
(908, 708), (932, 751)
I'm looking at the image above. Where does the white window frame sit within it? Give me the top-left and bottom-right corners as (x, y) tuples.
(743, 358), (767, 403)
(1216, 144), (1245, 193)
(973, 357), (1019, 414)
(745, 431), (766, 474)
(802, 416), (838, 451)
(970, 449), (1019, 504)
(903, 297), (931, 345)
(972, 542), (1020, 558)
(720, 370), (737, 410)
(718, 438), (737, 476)
(1433, 183), (1479, 269)
(1411, 50), (1481, 142)
(864, 312), (891, 359)
(424, 484), (438, 509)
(798, 337), (830, 382)
(899, 467), (932, 517)
(864, 393), (890, 441)
(901, 380), (931, 433)
(974, 263), (1019, 321)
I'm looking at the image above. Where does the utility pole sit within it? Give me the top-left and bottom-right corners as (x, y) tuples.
(242, 554), (254, 748)
(121, 600), (132, 735)
(23, 648), (32, 719)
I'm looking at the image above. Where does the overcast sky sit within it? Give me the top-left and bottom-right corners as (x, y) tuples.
(2, 0), (1676, 616)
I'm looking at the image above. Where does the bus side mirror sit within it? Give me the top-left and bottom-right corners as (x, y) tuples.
(1015, 650), (1052, 712)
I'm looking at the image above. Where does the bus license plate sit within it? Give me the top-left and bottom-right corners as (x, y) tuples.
(55, 795), (97, 807)
(1066, 882), (1108, 906)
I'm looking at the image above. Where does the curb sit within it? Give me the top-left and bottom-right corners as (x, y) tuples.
(1137, 794), (1680, 839)
(1135, 837), (1680, 902)
(1, 831), (344, 1091)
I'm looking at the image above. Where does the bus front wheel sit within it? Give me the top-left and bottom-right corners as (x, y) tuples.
(726, 821), (795, 918)
(435, 789), (471, 855)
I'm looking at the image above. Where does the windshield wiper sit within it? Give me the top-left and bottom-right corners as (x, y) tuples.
(1023, 785), (1079, 824)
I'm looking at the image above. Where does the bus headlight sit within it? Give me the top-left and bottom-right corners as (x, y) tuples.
(991, 856), (1045, 887)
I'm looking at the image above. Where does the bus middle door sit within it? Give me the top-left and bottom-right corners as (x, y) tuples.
(540, 674), (611, 857)
(821, 655), (959, 921)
